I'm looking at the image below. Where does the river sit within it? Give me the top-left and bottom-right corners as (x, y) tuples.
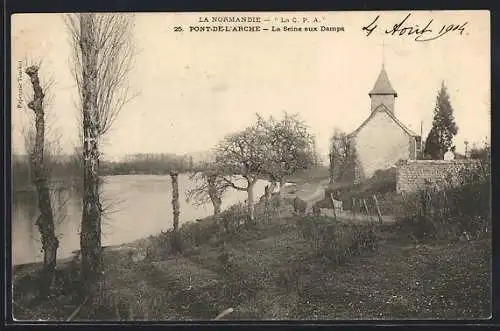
(12, 174), (270, 266)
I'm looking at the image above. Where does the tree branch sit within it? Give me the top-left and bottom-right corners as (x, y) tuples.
(221, 177), (247, 191)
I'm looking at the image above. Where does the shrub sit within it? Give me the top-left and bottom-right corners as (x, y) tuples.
(296, 215), (377, 264)
(147, 202), (256, 259)
(221, 203), (248, 233)
(395, 159), (491, 241)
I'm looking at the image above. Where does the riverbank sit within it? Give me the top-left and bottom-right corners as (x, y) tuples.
(12, 168), (491, 320)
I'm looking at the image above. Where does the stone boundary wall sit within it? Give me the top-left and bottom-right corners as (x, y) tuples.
(396, 159), (481, 193)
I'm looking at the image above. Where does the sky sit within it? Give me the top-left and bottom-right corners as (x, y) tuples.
(11, 11), (490, 161)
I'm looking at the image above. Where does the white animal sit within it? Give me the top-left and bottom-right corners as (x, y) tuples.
(331, 198), (343, 211)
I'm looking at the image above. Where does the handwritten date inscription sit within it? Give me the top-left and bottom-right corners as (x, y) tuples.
(362, 13), (468, 42)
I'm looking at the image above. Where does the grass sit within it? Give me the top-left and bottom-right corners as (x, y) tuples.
(12, 214), (491, 321)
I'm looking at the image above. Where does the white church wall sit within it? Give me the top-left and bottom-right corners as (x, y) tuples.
(354, 111), (411, 179)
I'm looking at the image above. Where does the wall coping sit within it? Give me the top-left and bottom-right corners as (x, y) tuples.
(397, 159), (481, 166)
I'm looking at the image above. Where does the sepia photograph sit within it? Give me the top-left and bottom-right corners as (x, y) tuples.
(10, 11), (491, 321)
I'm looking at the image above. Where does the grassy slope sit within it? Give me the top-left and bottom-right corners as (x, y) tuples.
(12, 167), (491, 321)
(13, 221), (491, 321)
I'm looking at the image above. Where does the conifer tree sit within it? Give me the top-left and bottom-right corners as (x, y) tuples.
(424, 81), (458, 159)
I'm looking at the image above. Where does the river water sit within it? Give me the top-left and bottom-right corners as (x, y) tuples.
(12, 174), (270, 266)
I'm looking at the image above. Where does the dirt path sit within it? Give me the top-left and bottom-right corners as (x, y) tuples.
(283, 179), (330, 202)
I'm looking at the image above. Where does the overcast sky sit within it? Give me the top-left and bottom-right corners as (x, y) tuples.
(11, 11), (490, 161)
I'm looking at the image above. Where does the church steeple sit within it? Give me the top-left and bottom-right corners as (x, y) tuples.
(369, 65), (398, 114)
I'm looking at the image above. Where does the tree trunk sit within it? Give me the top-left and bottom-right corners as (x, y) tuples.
(213, 198), (222, 216)
(25, 66), (59, 274)
(170, 172), (180, 231)
(207, 174), (221, 216)
(263, 185), (270, 223)
(170, 172), (182, 253)
(246, 180), (256, 224)
(278, 177), (286, 200)
(329, 152), (335, 184)
(79, 14), (103, 282)
(268, 181), (277, 194)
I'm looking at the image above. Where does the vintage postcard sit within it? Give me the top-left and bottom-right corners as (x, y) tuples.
(10, 11), (491, 321)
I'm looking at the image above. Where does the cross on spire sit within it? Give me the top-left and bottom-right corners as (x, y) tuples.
(380, 40), (387, 68)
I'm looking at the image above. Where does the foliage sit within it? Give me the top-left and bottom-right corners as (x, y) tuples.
(64, 13), (136, 137)
(185, 164), (231, 215)
(395, 159), (491, 241)
(255, 112), (317, 183)
(296, 216), (377, 264)
(213, 120), (269, 222)
(147, 202), (251, 258)
(424, 81), (458, 159)
(100, 153), (196, 175)
(328, 128), (351, 183)
(215, 124), (267, 178)
(469, 144), (490, 160)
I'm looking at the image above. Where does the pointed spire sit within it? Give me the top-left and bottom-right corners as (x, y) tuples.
(381, 41), (386, 69)
(369, 66), (397, 97)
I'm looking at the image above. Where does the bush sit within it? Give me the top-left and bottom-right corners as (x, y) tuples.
(221, 203), (248, 233)
(147, 202), (256, 259)
(395, 160), (491, 241)
(296, 215), (377, 264)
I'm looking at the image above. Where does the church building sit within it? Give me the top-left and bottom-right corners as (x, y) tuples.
(344, 65), (422, 183)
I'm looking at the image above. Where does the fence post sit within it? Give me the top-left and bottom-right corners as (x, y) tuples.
(373, 194), (383, 224)
(363, 199), (373, 223)
(352, 197), (356, 220)
(329, 193), (337, 221)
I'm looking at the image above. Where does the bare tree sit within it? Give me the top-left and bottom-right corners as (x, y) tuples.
(186, 164), (231, 216)
(23, 64), (59, 276)
(214, 124), (267, 224)
(65, 13), (135, 280)
(256, 112), (316, 197)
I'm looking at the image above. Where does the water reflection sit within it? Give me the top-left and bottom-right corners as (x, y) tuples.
(12, 174), (269, 265)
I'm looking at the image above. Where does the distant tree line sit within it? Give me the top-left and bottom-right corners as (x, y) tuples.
(100, 154), (198, 176)
(12, 155), (81, 192)
(13, 153), (201, 188)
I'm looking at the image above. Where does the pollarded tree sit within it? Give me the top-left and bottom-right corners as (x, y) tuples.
(186, 162), (231, 217)
(23, 64), (59, 277)
(424, 81), (458, 160)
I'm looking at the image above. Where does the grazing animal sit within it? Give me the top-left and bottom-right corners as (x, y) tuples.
(293, 197), (323, 216)
(293, 196), (308, 215)
(331, 198), (343, 211)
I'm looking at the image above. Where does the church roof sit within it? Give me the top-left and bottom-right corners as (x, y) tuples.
(369, 67), (398, 96)
(347, 104), (419, 138)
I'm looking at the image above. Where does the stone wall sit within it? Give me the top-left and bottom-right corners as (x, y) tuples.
(396, 159), (481, 193)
